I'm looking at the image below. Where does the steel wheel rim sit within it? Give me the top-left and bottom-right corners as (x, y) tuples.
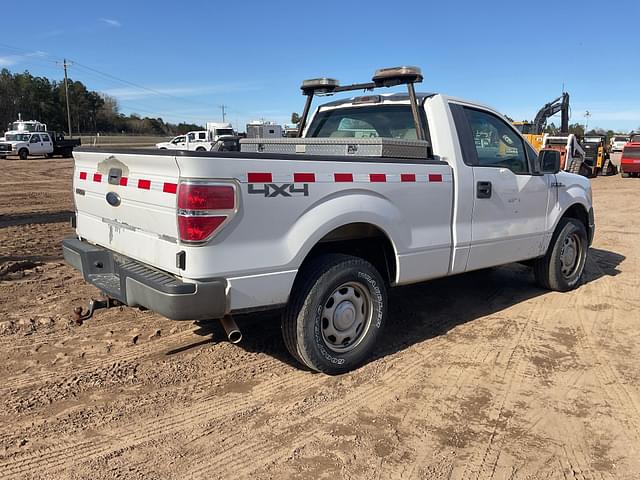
(321, 281), (373, 353)
(560, 232), (582, 278)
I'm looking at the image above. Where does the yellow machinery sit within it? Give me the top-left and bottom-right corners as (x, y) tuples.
(513, 122), (544, 151)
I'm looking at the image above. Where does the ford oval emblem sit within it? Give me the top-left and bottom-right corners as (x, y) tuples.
(106, 191), (121, 207)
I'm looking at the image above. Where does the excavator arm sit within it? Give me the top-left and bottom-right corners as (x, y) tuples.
(532, 92), (570, 133)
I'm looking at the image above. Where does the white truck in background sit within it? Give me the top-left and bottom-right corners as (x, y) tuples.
(64, 67), (594, 374)
(155, 123), (235, 151)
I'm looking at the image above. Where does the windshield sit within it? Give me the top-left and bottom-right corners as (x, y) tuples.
(6, 133), (30, 141)
(614, 136), (629, 142)
(623, 147), (640, 159)
(307, 104), (424, 140)
(11, 122), (39, 132)
(215, 128), (234, 136)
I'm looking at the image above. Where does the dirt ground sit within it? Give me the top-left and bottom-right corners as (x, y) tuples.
(0, 154), (638, 479)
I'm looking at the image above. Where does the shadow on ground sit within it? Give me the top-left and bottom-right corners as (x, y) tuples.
(174, 247), (625, 370)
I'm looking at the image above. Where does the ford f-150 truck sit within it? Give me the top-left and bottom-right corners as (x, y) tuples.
(63, 67), (594, 374)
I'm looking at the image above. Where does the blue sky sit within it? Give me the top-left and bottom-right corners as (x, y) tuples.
(1, 0), (639, 132)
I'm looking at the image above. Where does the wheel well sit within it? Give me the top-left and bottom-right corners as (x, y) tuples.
(562, 203), (590, 238)
(300, 223), (397, 284)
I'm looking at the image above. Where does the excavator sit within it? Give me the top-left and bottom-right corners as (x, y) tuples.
(513, 92), (570, 151)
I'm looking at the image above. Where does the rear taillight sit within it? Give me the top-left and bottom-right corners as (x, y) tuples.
(177, 182), (237, 244)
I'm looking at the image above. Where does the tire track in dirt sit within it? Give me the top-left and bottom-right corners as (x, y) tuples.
(182, 357), (428, 479)
(0, 328), (198, 394)
(572, 268), (640, 456)
(0, 363), (322, 478)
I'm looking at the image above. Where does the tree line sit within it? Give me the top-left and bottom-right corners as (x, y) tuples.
(0, 69), (202, 136)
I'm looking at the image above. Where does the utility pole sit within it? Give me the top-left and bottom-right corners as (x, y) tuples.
(62, 59), (73, 137)
(219, 104), (227, 123)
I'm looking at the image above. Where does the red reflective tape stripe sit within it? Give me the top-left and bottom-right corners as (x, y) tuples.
(369, 173), (386, 182)
(138, 179), (151, 190)
(93, 173), (102, 183)
(79, 171), (87, 180)
(163, 182), (177, 194)
(247, 172), (272, 183)
(334, 173), (353, 182)
(401, 173), (416, 182)
(428, 173), (443, 182)
(293, 172), (315, 183)
(119, 177), (128, 186)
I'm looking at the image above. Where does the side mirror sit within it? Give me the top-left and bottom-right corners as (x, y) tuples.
(539, 149), (561, 174)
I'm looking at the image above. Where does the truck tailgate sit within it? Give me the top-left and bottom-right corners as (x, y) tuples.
(73, 150), (181, 275)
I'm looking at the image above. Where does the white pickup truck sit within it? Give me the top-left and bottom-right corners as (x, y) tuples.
(156, 124), (235, 151)
(63, 67), (594, 374)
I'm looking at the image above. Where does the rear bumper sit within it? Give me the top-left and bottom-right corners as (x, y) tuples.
(62, 237), (228, 320)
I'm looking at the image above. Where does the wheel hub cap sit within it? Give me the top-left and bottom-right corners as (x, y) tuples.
(321, 282), (373, 353)
(560, 234), (580, 277)
(334, 301), (356, 330)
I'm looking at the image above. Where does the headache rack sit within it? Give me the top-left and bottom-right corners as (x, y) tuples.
(296, 66), (427, 142)
(240, 66), (431, 160)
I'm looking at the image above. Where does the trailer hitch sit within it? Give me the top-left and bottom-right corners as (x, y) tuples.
(73, 298), (121, 324)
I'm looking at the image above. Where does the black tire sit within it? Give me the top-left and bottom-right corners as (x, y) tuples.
(534, 217), (588, 292)
(621, 172), (630, 178)
(281, 254), (387, 374)
(195, 147), (206, 152)
(45, 152), (54, 159)
(18, 148), (28, 160)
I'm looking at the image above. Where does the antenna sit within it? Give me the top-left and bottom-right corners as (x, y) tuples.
(219, 104), (227, 122)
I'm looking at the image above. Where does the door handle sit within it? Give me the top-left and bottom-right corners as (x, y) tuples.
(477, 181), (492, 199)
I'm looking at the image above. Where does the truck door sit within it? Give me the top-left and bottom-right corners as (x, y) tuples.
(40, 133), (53, 154)
(29, 134), (42, 155)
(455, 106), (551, 271)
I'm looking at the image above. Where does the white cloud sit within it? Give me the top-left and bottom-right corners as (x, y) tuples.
(0, 51), (49, 67)
(101, 82), (261, 100)
(100, 18), (122, 27)
(0, 56), (16, 66)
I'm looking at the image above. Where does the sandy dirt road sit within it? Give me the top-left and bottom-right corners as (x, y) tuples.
(0, 155), (639, 479)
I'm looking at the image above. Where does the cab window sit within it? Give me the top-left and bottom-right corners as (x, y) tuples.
(30, 134), (40, 143)
(308, 104), (428, 141)
(463, 108), (529, 174)
(40, 134), (50, 142)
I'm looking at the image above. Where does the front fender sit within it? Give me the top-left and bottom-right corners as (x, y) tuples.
(545, 172), (593, 248)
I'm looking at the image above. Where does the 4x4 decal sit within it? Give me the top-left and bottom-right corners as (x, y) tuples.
(248, 183), (309, 197)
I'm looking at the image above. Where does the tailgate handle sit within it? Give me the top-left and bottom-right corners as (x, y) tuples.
(108, 168), (122, 185)
(476, 181), (492, 199)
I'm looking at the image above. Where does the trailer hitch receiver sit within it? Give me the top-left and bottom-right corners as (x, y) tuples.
(73, 298), (121, 324)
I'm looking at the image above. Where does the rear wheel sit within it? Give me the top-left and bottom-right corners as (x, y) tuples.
(195, 147), (206, 152)
(534, 218), (588, 292)
(281, 254), (387, 374)
(18, 148), (28, 160)
(45, 152), (54, 159)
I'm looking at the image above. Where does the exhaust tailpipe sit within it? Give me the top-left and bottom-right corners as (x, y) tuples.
(220, 315), (242, 344)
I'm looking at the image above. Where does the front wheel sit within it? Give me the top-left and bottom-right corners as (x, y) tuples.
(18, 148), (28, 160)
(281, 254), (387, 374)
(534, 218), (588, 291)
